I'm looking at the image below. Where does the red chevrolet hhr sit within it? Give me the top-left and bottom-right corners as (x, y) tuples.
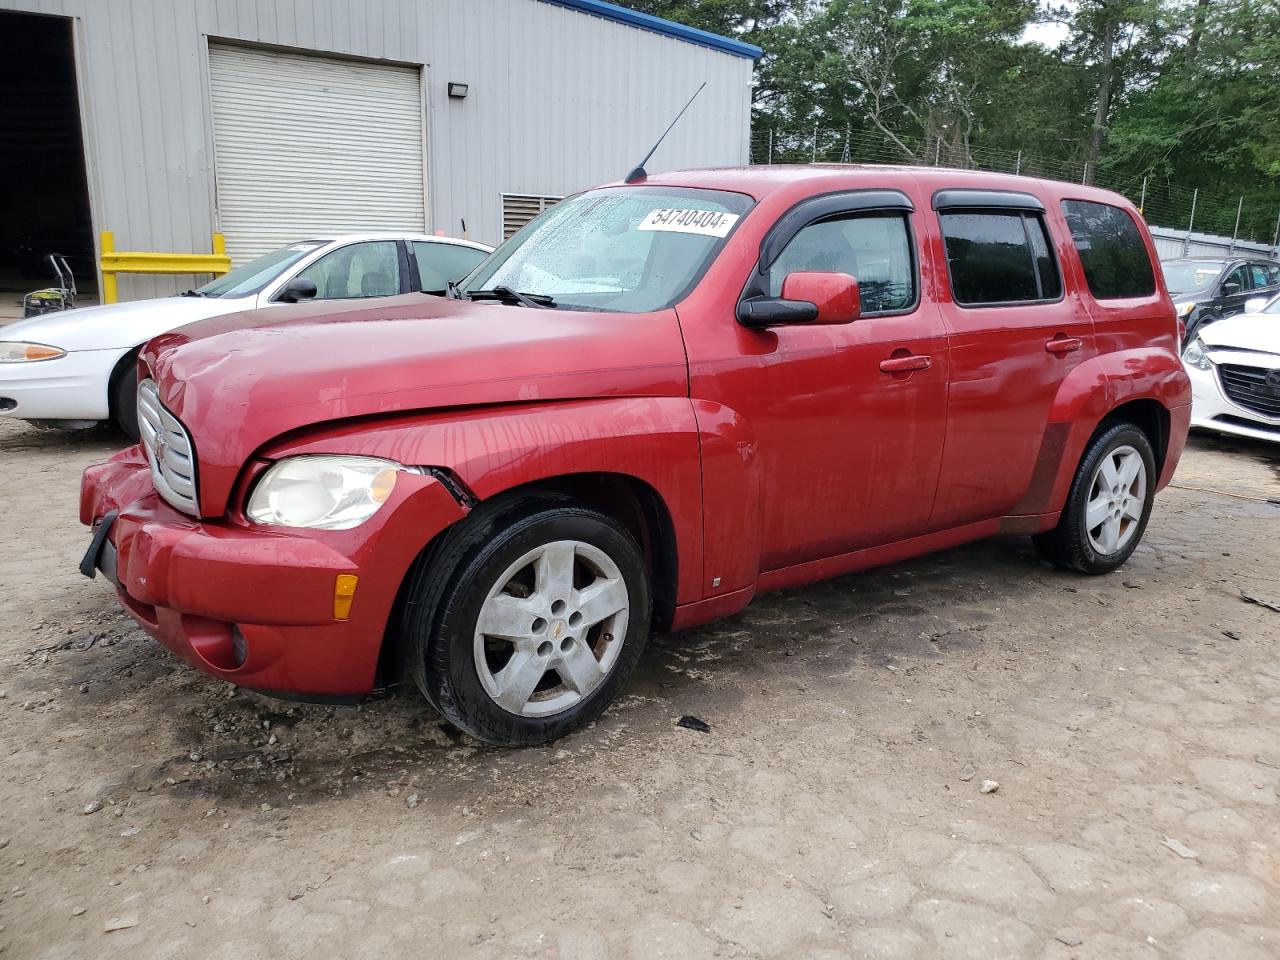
(81, 165), (1190, 745)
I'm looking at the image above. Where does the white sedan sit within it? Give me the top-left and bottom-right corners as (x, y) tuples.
(1183, 291), (1280, 443)
(0, 233), (491, 438)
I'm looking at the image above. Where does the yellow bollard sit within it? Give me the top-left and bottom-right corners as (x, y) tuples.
(100, 231), (118, 304)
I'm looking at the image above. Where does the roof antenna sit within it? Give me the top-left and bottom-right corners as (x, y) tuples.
(625, 82), (706, 184)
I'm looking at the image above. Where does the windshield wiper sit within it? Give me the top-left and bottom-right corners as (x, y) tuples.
(466, 285), (555, 309)
(180, 289), (208, 298)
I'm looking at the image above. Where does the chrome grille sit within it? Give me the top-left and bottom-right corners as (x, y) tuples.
(137, 378), (199, 515)
(1218, 363), (1280, 420)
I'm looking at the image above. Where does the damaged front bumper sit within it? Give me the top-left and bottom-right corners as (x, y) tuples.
(79, 447), (467, 696)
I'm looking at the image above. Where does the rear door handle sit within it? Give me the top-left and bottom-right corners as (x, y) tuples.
(1045, 336), (1082, 355)
(879, 354), (932, 373)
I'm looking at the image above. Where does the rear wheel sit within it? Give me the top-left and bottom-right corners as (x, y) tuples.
(109, 352), (140, 441)
(404, 497), (650, 746)
(1033, 422), (1156, 574)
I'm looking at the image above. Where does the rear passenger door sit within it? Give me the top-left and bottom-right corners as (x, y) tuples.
(927, 190), (1094, 528)
(1248, 262), (1280, 304)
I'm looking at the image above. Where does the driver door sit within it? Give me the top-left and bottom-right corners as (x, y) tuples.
(685, 193), (949, 571)
(1215, 263), (1253, 319)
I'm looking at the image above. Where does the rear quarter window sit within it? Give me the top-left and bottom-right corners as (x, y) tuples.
(1061, 200), (1157, 300)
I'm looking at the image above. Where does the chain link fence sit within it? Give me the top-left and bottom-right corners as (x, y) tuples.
(750, 126), (1280, 254)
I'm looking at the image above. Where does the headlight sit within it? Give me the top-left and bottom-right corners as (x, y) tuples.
(246, 456), (412, 530)
(1174, 301), (1196, 318)
(1182, 337), (1212, 371)
(0, 342), (66, 362)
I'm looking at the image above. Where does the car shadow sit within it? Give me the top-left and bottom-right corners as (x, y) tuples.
(0, 418), (129, 455)
(1186, 428), (1280, 461)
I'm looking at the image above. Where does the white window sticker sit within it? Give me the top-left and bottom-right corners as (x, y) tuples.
(638, 208), (740, 238)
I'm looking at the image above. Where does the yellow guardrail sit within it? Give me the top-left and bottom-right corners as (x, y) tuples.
(99, 231), (232, 303)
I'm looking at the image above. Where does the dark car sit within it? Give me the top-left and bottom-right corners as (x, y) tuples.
(1163, 256), (1280, 343)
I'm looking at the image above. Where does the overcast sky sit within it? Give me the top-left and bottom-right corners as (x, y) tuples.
(1022, 19), (1072, 48)
(1021, 1), (1076, 49)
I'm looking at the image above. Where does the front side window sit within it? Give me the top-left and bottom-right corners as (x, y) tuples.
(767, 213), (916, 313)
(459, 186), (754, 313)
(414, 241), (488, 292)
(293, 241), (402, 300)
(196, 242), (325, 298)
(1222, 265), (1250, 293)
(1061, 200), (1156, 300)
(940, 211), (1061, 306)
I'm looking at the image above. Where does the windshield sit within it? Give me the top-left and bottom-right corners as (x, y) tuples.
(458, 186), (754, 312)
(1264, 294), (1280, 315)
(197, 242), (326, 298)
(1161, 259), (1225, 296)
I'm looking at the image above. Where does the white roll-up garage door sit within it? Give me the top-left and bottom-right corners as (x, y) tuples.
(208, 44), (426, 264)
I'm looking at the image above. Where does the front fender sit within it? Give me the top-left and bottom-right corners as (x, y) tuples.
(260, 397), (707, 604)
(1018, 349), (1190, 517)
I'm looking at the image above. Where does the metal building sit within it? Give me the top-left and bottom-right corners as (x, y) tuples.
(0, 0), (758, 300)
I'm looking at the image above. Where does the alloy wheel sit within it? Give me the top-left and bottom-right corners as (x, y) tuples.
(473, 540), (629, 717)
(1085, 444), (1147, 556)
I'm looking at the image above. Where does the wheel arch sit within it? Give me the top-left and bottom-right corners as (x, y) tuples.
(1020, 349), (1188, 520)
(106, 344), (142, 424)
(375, 469), (680, 689)
(486, 471), (680, 634)
(1100, 397), (1171, 476)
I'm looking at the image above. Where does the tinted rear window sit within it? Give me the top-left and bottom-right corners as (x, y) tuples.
(939, 211), (1062, 305)
(1061, 200), (1156, 300)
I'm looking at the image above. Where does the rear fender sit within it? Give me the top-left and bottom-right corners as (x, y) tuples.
(1018, 349), (1190, 517)
(260, 397), (707, 604)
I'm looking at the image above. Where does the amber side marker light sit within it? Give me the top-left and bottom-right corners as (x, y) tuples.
(0, 342), (66, 362)
(334, 574), (360, 621)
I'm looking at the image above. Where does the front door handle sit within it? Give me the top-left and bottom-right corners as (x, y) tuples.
(1045, 336), (1082, 355)
(879, 354), (932, 373)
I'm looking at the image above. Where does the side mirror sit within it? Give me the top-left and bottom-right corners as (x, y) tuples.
(1221, 281), (1241, 296)
(277, 278), (318, 303)
(1243, 296), (1268, 314)
(737, 272), (861, 329)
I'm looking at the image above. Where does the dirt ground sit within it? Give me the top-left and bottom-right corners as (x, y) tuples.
(1, 416), (1278, 960)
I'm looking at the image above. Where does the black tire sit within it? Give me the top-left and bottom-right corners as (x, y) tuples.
(403, 495), (651, 746)
(1033, 421), (1157, 575)
(109, 352), (140, 441)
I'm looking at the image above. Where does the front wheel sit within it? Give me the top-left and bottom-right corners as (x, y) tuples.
(405, 498), (651, 746)
(109, 354), (140, 441)
(1033, 422), (1156, 575)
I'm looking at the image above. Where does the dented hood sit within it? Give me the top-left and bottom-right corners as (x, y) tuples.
(143, 293), (690, 516)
